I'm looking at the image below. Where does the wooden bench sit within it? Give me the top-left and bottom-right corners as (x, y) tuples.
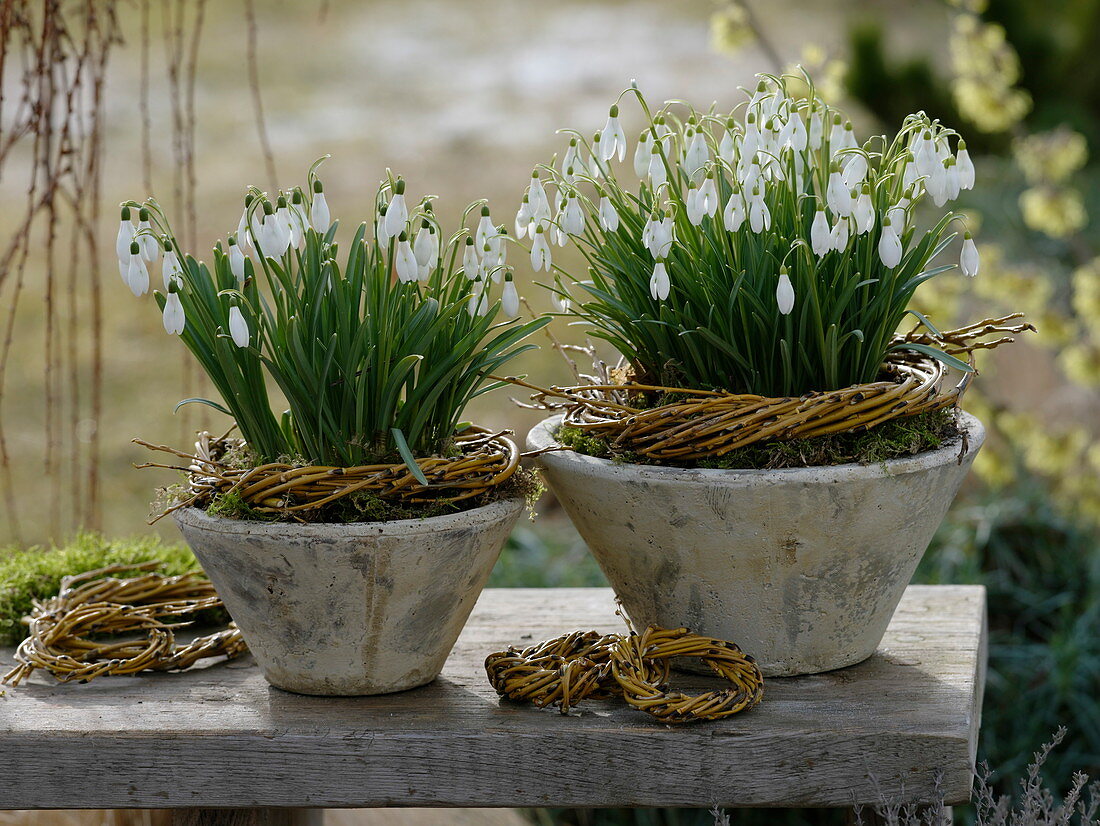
(0, 585), (986, 824)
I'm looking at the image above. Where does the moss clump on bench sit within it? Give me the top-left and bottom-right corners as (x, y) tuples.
(0, 533), (202, 646)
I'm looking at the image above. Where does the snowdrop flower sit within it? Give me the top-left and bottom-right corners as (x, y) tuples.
(136, 208), (159, 262)
(686, 182), (705, 226)
(698, 173), (719, 219)
(718, 118), (737, 162)
(588, 132), (604, 178)
(310, 181), (331, 235)
(237, 195), (255, 253)
(748, 186), (771, 233)
(649, 260), (670, 301)
(902, 150), (921, 192)
(162, 285), (185, 336)
(648, 143), (667, 189)
(258, 203), (284, 258)
(602, 105), (627, 162)
(960, 232), (980, 277)
(723, 188), (746, 231)
(878, 217), (903, 268)
(808, 106), (824, 150)
(552, 279), (571, 313)
(956, 140), (975, 190)
(913, 130), (937, 180)
(839, 121), (858, 152)
(394, 231), (419, 283)
(116, 207), (135, 263)
(275, 196), (294, 248)
(384, 179), (408, 239)
(227, 236), (246, 284)
(830, 215), (850, 251)
(289, 190), (309, 248)
(633, 131), (651, 178)
(228, 305), (249, 348)
(943, 157), (961, 202)
(414, 220), (438, 282)
(485, 227), (508, 278)
(562, 138), (581, 180)
(462, 237), (480, 279)
(828, 113), (845, 149)
(854, 185), (875, 234)
(598, 193), (619, 232)
(530, 224), (552, 272)
(827, 164), (850, 217)
(475, 205), (497, 250)
(810, 208), (831, 257)
(683, 126), (709, 180)
(162, 241), (183, 290)
(375, 205), (390, 251)
(652, 215), (674, 258)
(562, 193), (585, 236)
(501, 272), (520, 318)
(776, 267), (795, 315)
(742, 111), (760, 163)
(126, 241), (149, 297)
(842, 152), (868, 189)
(515, 194), (532, 238)
(467, 277), (487, 318)
(528, 173), (551, 231)
(928, 160), (951, 207)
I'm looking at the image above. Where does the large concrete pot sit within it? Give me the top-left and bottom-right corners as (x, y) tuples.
(173, 497), (523, 695)
(528, 413), (983, 677)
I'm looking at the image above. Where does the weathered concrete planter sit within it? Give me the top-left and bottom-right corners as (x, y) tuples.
(528, 413), (984, 677)
(173, 497), (523, 695)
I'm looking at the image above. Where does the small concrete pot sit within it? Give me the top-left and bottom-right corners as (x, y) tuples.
(173, 497), (523, 695)
(528, 413), (984, 677)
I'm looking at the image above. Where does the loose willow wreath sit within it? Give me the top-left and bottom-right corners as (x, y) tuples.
(2, 563), (246, 686)
(517, 315), (1033, 463)
(136, 424), (520, 523)
(485, 625), (763, 723)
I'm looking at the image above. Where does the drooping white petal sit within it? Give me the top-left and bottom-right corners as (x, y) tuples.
(648, 146), (666, 189)
(748, 194), (771, 233)
(137, 220), (159, 262)
(655, 217), (674, 259)
(476, 210), (496, 250)
(462, 239), (480, 279)
(127, 252), (149, 297)
(116, 216), (135, 262)
(878, 223), (903, 269)
(723, 191), (745, 231)
(686, 185), (705, 226)
(960, 235), (980, 278)
(562, 195), (585, 235)
(602, 108), (627, 162)
(633, 131), (651, 178)
(530, 227), (552, 272)
(229, 242), (246, 283)
(385, 192), (408, 238)
(684, 129), (709, 180)
(162, 291), (186, 335)
(161, 250), (182, 290)
(699, 176), (719, 218)
(598, 196), (619, 232)
(237, 206), (254, 253)
(810, 209), (832, 257)
(827, 171), (849, 216)
(854, 190), (875, 234)
(515, 197), (532, 238)
(830, 216), (850, 251)
(956, 146), (975, 190)
(649, 261), (670, 301)
(228, 306), (249, 348)
(841, 153), (868, 188)
(808, 109), (824, 150)
(311, 193), (331, 235)
(501, 279), (520, 318)
(776, 270), (795, 315)
(395, 238), (419, 283)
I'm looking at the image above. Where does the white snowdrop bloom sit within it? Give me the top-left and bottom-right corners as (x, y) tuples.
(259, 209), (285, 258)
(776, 268), (795, 315)
(228, 237), (246, 284)
(530, 225), (552, 272)
(528, 173), (550, 224)
(552, 280), (571, 313)
(854, 186), (875, 234)
(137, 210), (159, 262)
(486, 229), (508, 278)
(414, 222), (438, 281)
(466, 278), (485, 318)
(827, 168), (850, 216)
(385, 182), (408, 239)
(830, 215), (850, 251)
(960, 233), (980, 278)
(828, 114), (845, 149)
(375, 206), (390, 252)
(748, 187), (771, 233)
(633, 131), (651, 178)
(649, 261), (670, 301)
(162, 289), (185, 336)
(462, 237), (480, 279)
(276, 198), (294, 248)
(723, 189), (746, 231)
(748, 78), (770, 112)
(501, 274), (520, 318)
(394, 232), (419, 283)
(289, 192), (309, 248)
(126, 242), (149, 297)
(886, 203), (908, 232)
(686, 183), (705, 226)
(562, 194), (585, 236)
(840, 121), (858, 152)
(902, 151), (921, 191)
(684, 127), (709, 180)
(228, 306), (249, 348)
(956, 141), (975, 190)
(588, 132), (604, 178)
(653, 116), (674, 152)
(810, 208), (832, 257)
(653, 216), (674, 259)
(515, 195), (533, 238)
(236, 202), (254, 253)
(808, 108), (824, 150)
(913, 130), (937, 180)
(118, 258), (128, 285)
(788, 111), (808, 152)
(116, 207), (135, 263)
(698, 174), (719, 219)
(162, 245), (183, 290)
(642, 213), (658, 254)
(718, 120), (737, 162)
(311, 182), (331, 234)
(561, 138), (581, 180)
(944, 158), (961, 202)
(878, 218), (903, 269)
(739, 155), (762, 193)
(928, 160), (951, 207)
(602, 105), (627, 162)
(648, 144), (667, 189)
(742, 112), (761, 160)
(475, 206), (496, 250)
(598, 195), (619, 232)
(842, 153), (868, 188)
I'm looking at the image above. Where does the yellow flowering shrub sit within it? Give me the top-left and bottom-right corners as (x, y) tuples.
(1019, 187), (1087, 239)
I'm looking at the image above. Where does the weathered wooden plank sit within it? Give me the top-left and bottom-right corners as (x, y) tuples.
(0, 585), (986, 810)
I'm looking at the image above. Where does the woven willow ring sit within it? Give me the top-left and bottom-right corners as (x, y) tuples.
(485, 630), (636, 713)
(2, 563), (246, 687)
(610, 626), (764, 723)
(136, 424), (520, 523)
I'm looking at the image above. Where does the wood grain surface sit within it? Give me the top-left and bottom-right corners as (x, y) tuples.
(0, 586), (986, 810)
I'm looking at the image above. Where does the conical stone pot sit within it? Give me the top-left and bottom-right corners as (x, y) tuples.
(528, 413), (984, 677)
(173, 496), (523, 695)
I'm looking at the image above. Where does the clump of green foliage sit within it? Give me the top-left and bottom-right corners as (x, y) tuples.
(0, 533), (201, 646)
(199, 467), (543, 524)
(556, 408), (959, 470)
